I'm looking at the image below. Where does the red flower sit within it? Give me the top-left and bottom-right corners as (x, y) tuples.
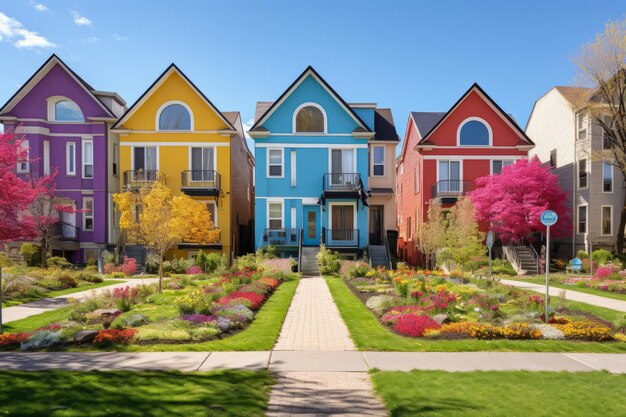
(93, 329), (137, 345)
(217, 291), (265, 310)
(394, 315), (440, 337)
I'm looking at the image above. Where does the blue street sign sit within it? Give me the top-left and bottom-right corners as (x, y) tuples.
(540, 210), (558, 227)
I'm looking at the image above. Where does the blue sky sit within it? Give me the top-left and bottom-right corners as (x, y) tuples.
(0, 1), (624, 153)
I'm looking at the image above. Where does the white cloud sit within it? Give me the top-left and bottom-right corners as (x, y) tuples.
(71, 11), (91, 26)
(0, 12), (56, 50)
(30, 1), (48, 12)
(242, 118), (254, 140)
(83, 37), (99, 43)
(112, 33), (128, 41)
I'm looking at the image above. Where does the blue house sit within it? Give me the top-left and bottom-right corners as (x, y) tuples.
(250, 67), (398, 266)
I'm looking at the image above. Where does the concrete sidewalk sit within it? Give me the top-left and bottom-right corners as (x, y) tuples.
(500, 279), (626, 312)
(0, 351), (624, 374)
(2, 278), (160, 324)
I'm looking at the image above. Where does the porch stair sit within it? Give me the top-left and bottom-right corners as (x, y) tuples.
(369, 245), (390, 269)
(300, 247), (321, 276)
(504, 245), (539, 275)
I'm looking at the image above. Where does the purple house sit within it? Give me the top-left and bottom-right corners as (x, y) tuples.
(0, 55), (126, 263)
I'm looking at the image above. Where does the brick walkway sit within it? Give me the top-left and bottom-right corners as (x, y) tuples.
(268, 277), (386, 416)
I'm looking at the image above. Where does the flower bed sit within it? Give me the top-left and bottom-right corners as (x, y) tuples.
(343, 263), (623, 343)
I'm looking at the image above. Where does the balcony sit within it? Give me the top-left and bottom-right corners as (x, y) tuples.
(322, 228), (359, 248)
(322, 173), (361, 198)
(123, 170), (166, 190)
(431, 180), (474, 203)
(263, 228), (300, 247)
(53, 221), (79, 242)
(181, 170), (221, 197)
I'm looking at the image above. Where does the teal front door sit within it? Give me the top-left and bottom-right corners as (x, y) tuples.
(303, 205), (320, 246)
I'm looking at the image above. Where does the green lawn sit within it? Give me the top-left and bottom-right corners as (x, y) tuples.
(505, 275), (626, 302)
(0, 370), (273, 417)
(371, 370), (626, 417)
(4, 278), (299, 351)
(2, 280), (124, 308)
(325, 277), (626, 353)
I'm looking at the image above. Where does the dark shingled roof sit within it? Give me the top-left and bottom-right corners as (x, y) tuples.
(410, 112), (446, 137)
(373, 108), (399, 141)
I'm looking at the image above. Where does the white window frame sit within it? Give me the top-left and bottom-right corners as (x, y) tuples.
(292, 102), (327, 134)
(491, 159), (514, 175)
(47, 96), (84, 122)
(188, 146), (217, 176)
(82, 196), (94, 231)
(436, 159), (463, 192)
(267, 200), (284, 229)
(577, 204), (587, 235)
(577, 113), (587, 140)
(267, 148), (284, 178)
(601, 205), (613, 236)
(16, 140), (29, 173)
(328, 201), (357, 231)
(603, 160), (613, 193)
(155, 100), (194, 131)
(82, 139), (93, 179)
(457, 117), (493, 147)
(66, 141), (76, 176)
(371, 145), (385, 177)
(577, 158), (588, 189)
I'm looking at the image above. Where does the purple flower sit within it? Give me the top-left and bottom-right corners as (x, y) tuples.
(216, 316), (231, 331)
(181, 314), (216, 324)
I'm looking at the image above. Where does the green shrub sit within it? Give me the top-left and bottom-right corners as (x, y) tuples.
(54, 271), (78, 288)
(190, 327), (220, 340)
(74, 270), (103, 283)
(86, 257), (97, 266)
(84, 265), (98, 273)
(576, 250), (589, 259)
(491, 259), (516, 276)
(233, 253), (258, 271)
(317, 245), (340, 275)
(47, 256), (72, 269)
(135, 328), (191, 342)
(20, 243), (41, 267)
(592, 249), (613, 266)
(0, 252), (13, 267)
(20, 330), (62, 351)
(108, 272), (126, 278)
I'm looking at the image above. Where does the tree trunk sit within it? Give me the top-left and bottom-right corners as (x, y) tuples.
(40, 237), (47, 268)
(617, 193), (626, 254)
(158, 257), (163, 293)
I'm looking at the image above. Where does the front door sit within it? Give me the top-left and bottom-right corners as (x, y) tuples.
(369, 205), (384, 245)
(303, 205), (320, 246)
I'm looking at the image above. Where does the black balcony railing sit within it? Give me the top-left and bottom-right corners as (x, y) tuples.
(181, 170), (221, 190)
(263, 228), (299, 246)
(53, 221), (79, 241)
(123, 170), (166, 189)
(323, 173), (361, 192)
(182, 228), (221, 245)
(322, 228), (359, 247)
(431, 180), (473, 199)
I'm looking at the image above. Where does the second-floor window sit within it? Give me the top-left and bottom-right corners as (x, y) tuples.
(268, 148), (283, 177)
(82, 140), (93, 178)
(492, 159), (513, 175)
(53, 99), (84, 122)
(578, 159), (588, 188)
(578, 205), (587, 234)
(158, 102), (191, 130)
(438, 160), (461, 192)
(190, 147), (215, 181)
(602, 205), (613, 236)
(603, 161), (613, 192)
(550, 149), (557, 168)
(66, 142), (76, 176)
(133, 146), (158, 171)
(295, 104), (325, 133)
(268, 202), (283, 229)
(577, 113), (587, 140)
(83, 197), (94, 231)
(372, 146), (385, 176)
(17, 140), (29, 173)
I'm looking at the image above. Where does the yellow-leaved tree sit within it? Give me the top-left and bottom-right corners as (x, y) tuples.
(113, 182), (220, 292)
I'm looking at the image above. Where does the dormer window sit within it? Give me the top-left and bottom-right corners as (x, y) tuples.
(157, 102), (192, 130)
(48, 97), (84, 122)
(294, 103), (325, 133)
(458, 117), (491, 146)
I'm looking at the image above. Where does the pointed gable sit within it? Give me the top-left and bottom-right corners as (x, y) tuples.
(0, 54), (116, 120)
(250, 66), (371, 137)
(113, 64), (235, 132)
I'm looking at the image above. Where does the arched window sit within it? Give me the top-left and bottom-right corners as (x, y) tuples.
(295, 104), (325, 133)
(54, 99), (84, 122)
(158, 103), (192, 130)
(458, 118), (491, 146)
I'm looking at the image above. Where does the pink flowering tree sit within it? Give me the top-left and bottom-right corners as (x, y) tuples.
(470, 157), (570, 243)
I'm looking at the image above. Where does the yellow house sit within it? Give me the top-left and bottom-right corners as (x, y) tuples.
(111, 64), (254, 263)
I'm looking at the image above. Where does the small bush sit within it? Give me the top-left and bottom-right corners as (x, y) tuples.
(108, 272), (126, 279)
(394, 315), (440, 337)
(365, 295), (395, 315)
(75, 270), (103, 283)
(20, 330), (62, 351)
(86, 257), (97, 266)
(0, 332), (32, 347)
(190, 327), (220, 340)
(135, 328), (191, 342)
(119, 256), (137, 276)
(47, 256), (72, 269)
(554, 320), (614, 341)
(592, 249), (613, 266)
(491, 259), (516, 276)
(468, 323), (501, 339)
(317, 245), (340, 275)
(185, 265), (203, 275)
(576, 250), (589, 259)
(0, 253), (13, 267)
(500, 322), (542, 340)
(20, 243), (41, 267)
(233, 254), (258, 272)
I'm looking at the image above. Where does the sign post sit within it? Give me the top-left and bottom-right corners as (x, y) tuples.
(540, 210), (558, 323)
(486, 230), (494, 280)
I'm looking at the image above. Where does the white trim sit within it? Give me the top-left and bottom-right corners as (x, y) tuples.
(114, 130), (235, 135)
(66, 141), (76, 176)
(328, 201), (357, 231)
(43, 140), (50, 176)
(457, 116), (492, 146)
(577, 204), (588, 235)
(290, 150), (297, 187)
(417, 145), (527, 149)
(258, 133), (367, 138)
(266, 200), (284, 229)
(290, 207), (296, 229)
(120, 142), (229, 147)
(490, 159), (515, 175)
(292, 102), (327, 134)
(16, 140), (29, 173)
(371, 145), (385, 177)
(155, 100), (194, 131)
(267, 147), (284, 178)
(424, 155), (525, 161)
(256, 196), (319, 203)
(81, 139), (93, 179)
(602, 160), (613, 193)
(577, 112), (588, 141)
(82, 196), (94, 232)
(601, 205), (613, 236)
(255, 143), (367, 149)
(47, 96), (84, 122)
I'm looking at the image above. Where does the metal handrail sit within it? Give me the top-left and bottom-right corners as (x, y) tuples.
(181, 170), (221, 189)
(323, 229), (359, 247)
(298, 229), (303, 272)
(264, 228), (299, 246)
(522, 237), (541, 275)
(431, 180), (474, 198)
(123, 170), (166, 188)
(323, 173), (361, 191)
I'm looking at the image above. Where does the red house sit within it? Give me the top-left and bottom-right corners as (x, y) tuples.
(396, 83), (534, 265)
